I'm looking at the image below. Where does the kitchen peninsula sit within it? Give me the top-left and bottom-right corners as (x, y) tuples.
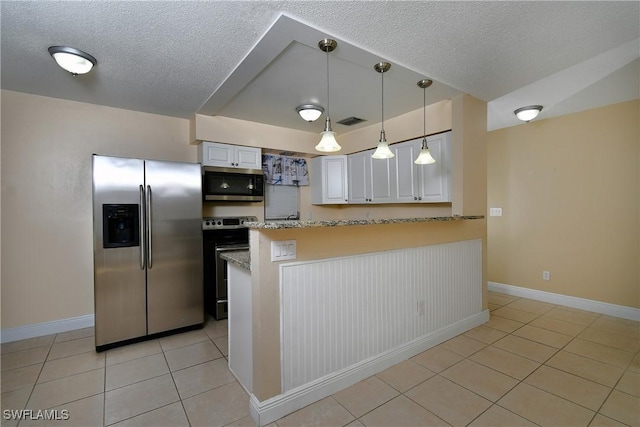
(198, 93), (488, 426)
(224, 215), (487, 426)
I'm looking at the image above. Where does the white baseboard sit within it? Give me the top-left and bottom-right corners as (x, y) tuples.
(488, 282), (640, 322)
(1, 314), (95, 344)
(249, 310), (489, 426)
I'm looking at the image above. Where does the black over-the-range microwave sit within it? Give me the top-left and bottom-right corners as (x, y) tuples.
(202, 166), (264, 202)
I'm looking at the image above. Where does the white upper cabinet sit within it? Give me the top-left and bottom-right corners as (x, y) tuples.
(417, 132), (451, 202)
(349, 150), (393, 204)
(370, 153), (394, 203)
(309, 131), (451, 205)
(198, 141), (262, 170)
(348, 151), (369, 204)
(392, 143), (421, 203)
(311, 155), (349, 205)
(391, 131), (452, 203)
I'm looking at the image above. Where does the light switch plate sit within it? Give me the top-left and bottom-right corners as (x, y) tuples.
(271, 240), (297, 261)
(489, 207), (503, 216)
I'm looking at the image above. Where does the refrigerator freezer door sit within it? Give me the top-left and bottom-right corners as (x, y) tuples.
(145, 160), (203, 335)
(93, 156), (147, 347)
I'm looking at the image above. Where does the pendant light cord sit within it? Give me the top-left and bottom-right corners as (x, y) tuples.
(326, 49), (330, 119)
(423, 87), (426, 138)
(422, 85), (428, 150)
(381, 71), (385, 132)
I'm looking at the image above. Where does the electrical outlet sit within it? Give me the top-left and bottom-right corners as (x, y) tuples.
(489, 207), (503, 216)
(543, 270), (550, 281)
(417, 300), (425, 316)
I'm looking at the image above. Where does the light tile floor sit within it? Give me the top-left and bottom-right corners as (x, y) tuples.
(2, 292), (639, 426)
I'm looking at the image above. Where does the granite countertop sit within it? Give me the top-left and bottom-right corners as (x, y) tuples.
(245, 215), (484, 230)
(220, 250), (250, 271)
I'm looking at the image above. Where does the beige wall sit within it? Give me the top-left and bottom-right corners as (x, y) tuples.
(487, 100), (640, 308)
(191, 100), (452, 156)
(1, 90), (196, 328)
(452, 95), (488, 216)
(195, 100), (456, 221)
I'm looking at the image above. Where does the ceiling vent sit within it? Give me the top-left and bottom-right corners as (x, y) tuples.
(337, 116), (367, 126)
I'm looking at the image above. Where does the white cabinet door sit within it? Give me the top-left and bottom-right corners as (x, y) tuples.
(235, 146), (262, 170)
(348, 151), (370, 203)
(311, 155), (348, 205)
(370, 155), (394, 203)
(417, 132), (451, 203)
(198, 142), (261, 169)
(391, 131), (451, 203)
(392, 142), (420, 203)
(199, 141), (234, 167)
(348, 150), (393, 204)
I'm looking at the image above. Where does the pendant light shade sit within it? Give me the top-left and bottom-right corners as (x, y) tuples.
(415, 146), (436, 164)
(372, 134), (395, 159)
(372, 62), (394, 159)
(48, 46), (97, 75)
(315, 39), (341, 153)
(317, 127), (340, 152)
(414, 79), (436, 165)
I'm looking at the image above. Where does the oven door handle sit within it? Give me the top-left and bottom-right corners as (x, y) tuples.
(215, 245), (249, 254)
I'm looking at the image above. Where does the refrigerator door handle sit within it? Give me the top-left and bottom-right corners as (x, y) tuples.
(139, 185), (146, 270)
(146, 185), (153, 269)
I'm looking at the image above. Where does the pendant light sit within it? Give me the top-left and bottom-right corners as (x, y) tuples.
(315, 39), (341, 153)
(414, 79), (436, 165)
(372, 62), (394, 159)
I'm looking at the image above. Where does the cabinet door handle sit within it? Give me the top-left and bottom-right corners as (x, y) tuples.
(419, 197), (422, 201)
(414, 196), (418, 201)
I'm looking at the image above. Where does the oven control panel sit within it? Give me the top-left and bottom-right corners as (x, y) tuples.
(202, 216), (257, 230)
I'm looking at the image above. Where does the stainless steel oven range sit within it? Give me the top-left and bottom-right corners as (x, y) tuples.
(202, 216), (255, 320)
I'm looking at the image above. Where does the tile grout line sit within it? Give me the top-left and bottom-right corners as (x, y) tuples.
(21, 333), (55, 417)
(103, 347), (107, 427)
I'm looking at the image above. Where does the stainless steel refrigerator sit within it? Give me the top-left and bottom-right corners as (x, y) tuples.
(92, 155), (203, 350)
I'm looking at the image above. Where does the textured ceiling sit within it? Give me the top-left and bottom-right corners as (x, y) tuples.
(1, 1), (638, 133)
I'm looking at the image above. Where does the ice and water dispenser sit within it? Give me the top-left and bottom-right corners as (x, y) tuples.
(102, 204), (140, 248)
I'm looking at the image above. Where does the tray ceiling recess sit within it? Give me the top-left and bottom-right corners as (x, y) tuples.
(197, 14), (462, 135)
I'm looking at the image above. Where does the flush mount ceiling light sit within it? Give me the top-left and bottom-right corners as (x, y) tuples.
(371, 62), (394, 159)
(514, 105), (543, 122)
(48, 46), (97, 76)
(315, 39), (341, 153)
(296, 104), (324, 122)
(414, 79), (436, 165)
